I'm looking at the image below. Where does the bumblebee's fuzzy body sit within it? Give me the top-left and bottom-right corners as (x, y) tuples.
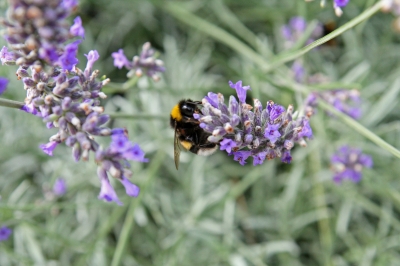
(170, 99), (218, 169)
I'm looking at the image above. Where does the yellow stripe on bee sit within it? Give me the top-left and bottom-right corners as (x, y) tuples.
(180, 140), (192, 151)
(171, 104), (182, 121)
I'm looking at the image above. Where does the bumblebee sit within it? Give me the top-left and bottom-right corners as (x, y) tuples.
(170, 99), (218, 169)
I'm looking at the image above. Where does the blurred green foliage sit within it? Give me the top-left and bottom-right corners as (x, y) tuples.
(1, 0), (400, 265)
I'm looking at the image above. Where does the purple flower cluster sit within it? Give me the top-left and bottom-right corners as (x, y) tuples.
(194, 81), (313, 166)
(331, 146), (373, 183)
(0, 0), (153, 204)
(0, 226), (12, 241)
(1, 0), (83, 68)
(305, 89), (361, 119)
(281, 16), (322, 49)
(17, 51), (147, 204)
(96, 129), (146, 205)
(112, 42), (165, 81)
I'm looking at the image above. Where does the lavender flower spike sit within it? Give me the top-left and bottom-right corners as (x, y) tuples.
(112, 42), (165, 81)
(331, 145), (373, 184)
(305, 89), (361, 119)
(0, 226), (12, 241)
(1, 0), (83, 67)
(0, 1), (149, 205)
(195, 81), (313, 166)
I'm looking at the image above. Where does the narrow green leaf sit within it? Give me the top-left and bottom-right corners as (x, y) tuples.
(364, 78), (400, 127)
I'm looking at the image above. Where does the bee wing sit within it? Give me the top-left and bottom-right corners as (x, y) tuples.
(174, 124), (181, 170)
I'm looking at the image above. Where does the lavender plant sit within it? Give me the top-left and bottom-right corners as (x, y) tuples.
(0, 0), (160, 205)
(2, 0), (400, 265)
(194, 81), (313, 166)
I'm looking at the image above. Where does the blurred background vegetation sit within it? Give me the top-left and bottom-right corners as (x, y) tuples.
(1, 0), (400, 265)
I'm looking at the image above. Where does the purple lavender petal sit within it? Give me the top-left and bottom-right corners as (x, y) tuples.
(228, 80), (251, 103)
(84, 50), (99, 74)
(233, 151), (252, 166)
(0, 46), (15, 65)
(281, 150), (292, 163)
(269, 104), (285, 121)
(98, 169), (123, 205)
(110, 134), (131, 153)
(253, 152), (267, 166)
(220, 138), (237, 153)
(70, 16), (85, 38)
(39, 141), (59, 156)
(205, 92), (219, 108)
(298, 120), (313, 139)
(112, 49), (131, 69)
(120, 176), (140, 197)
(264, 124), (281, 144)
(123, 144), (149, 162)
(59, 40), (81, 71)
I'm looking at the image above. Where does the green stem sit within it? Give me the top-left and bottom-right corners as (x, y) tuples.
(268, 1), (384, 69)
(108, 113), (164, 120)
(310, 132), (333, 265)
(317, 100), (400, 159)
(164, 1), (384, 72)
(111, 152), (165, 266)
(210, 0), (261, 51)
(164, 2), (270, 71)
(0, 98), (24, 109)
